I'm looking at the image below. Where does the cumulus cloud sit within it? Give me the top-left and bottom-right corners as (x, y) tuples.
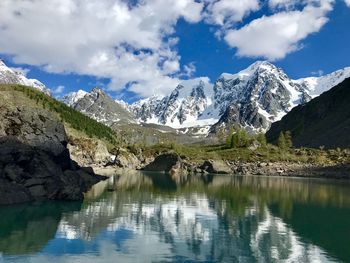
(224, 0), (334, 60)
(345, 0), (350, 6)
(0, 0), (203, 97)
(182, 62), (196, 78)
(204, 0), (260, 26)
(0, 0), (341, 97)
(53, 85), (65, 94)
(269, 0), (300, 10)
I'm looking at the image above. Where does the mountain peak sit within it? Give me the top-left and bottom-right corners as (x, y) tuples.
(61, 90), (87, 106)
(242, 60), (278, 75)
(0, 60), (51, 96)
(91, 87), (104, 93)
(249, 60), (274, 68)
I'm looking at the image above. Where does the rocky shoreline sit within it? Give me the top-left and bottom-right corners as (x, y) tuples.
(90, 152), (350, 180)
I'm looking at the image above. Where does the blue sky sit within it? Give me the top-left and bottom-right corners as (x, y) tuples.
(0, 0), (349, 102)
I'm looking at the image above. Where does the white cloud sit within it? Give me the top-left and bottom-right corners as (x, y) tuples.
(224, 0), (334, 60)
(269, 0), (300, 10)
(205, 0), (260, 26)
(182, 62), (196, 77)
(53, 85), (65, 94)
(0, 0), (204, 97)
(0, 0), (342, 97)
(345, 0), (350, 6)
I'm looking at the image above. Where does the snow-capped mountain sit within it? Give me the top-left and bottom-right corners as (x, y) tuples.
(132, 61), (309, 132)
(0, 59), (51, 96)
(208, 61), (311, 133)
(115, 98), (131, 112)
(62, 90), (88, 106)
(67, 87), (136, 126)
(131, 77), (215, 128)
(60, 61), (350, 135)
(132, 61), (350, 133)
(295, 67), (350, 97)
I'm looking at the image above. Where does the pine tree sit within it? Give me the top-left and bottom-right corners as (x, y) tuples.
(217, 127), (226, 144)
(257, 133), (267, 147)
(284, 131), (293, 148)
(278, 131), (286, 150)
(226, 127), (234, 148)
(230, 128), (249, 148)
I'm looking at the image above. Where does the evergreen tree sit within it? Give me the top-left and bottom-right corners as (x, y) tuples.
(257, 133), (267, 147)
(278, 131), (286, 150)
(226, 127), (234, 148)
(217, 127), (226, 144)
(284, 131), (293, 148)
(230, 128), (249, 148)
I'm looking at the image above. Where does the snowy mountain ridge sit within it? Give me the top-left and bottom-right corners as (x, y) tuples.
(62, 89), (88, 106)
(61, 61), (350, 134)
(132, 61), (350, 133)
(63, 87), (136, 126)
(0, 60), (51, 96)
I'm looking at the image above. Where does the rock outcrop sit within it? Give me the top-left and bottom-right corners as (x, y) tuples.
(143, 153), (184, 174)
(199, 160), (232, 174)
(0, 105), (105, 205)
(113, 150), (141, 169)
(68, 138), (114, 167)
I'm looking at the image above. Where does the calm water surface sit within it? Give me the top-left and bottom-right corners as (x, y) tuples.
(1, 171), (350, 263)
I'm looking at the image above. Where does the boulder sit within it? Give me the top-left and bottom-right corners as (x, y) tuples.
(68, 138), (118, 167)
(200, 160), (232, 174)
(93, 141), (112, 164)
(143, 153), (183, 174)
(114, 150), (141, 169)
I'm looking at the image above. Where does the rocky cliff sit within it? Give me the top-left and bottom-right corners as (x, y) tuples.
(0, 90), (105, 205)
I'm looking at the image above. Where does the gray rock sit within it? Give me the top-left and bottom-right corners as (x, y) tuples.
(0, 104), (105, 205)
(200, 160), (232, 174)
(114, 151), (141, 169)
(143, 153), (183, 174)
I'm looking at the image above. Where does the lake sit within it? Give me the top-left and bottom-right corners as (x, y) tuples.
(1, 171), (350, 263)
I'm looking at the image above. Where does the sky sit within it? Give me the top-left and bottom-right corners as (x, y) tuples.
(0, 0), (349, 102)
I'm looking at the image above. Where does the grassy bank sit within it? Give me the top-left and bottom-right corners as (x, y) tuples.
(132, 142), (350, 165)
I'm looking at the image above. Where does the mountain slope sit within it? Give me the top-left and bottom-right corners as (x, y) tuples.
(68, 88), (136, 126)
(0, 84), (118, 144)
(295, 67), (350, 97)
(266, 78), (350, 148)
(0, 60), (51, 95)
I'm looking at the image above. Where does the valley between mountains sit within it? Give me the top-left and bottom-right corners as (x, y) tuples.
(0, 59), (350, 205)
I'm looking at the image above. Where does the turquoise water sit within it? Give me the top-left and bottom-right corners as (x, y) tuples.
(1, 171), (350, 262)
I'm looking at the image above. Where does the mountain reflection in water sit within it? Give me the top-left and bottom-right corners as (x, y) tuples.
(1, 171), (350, 263)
